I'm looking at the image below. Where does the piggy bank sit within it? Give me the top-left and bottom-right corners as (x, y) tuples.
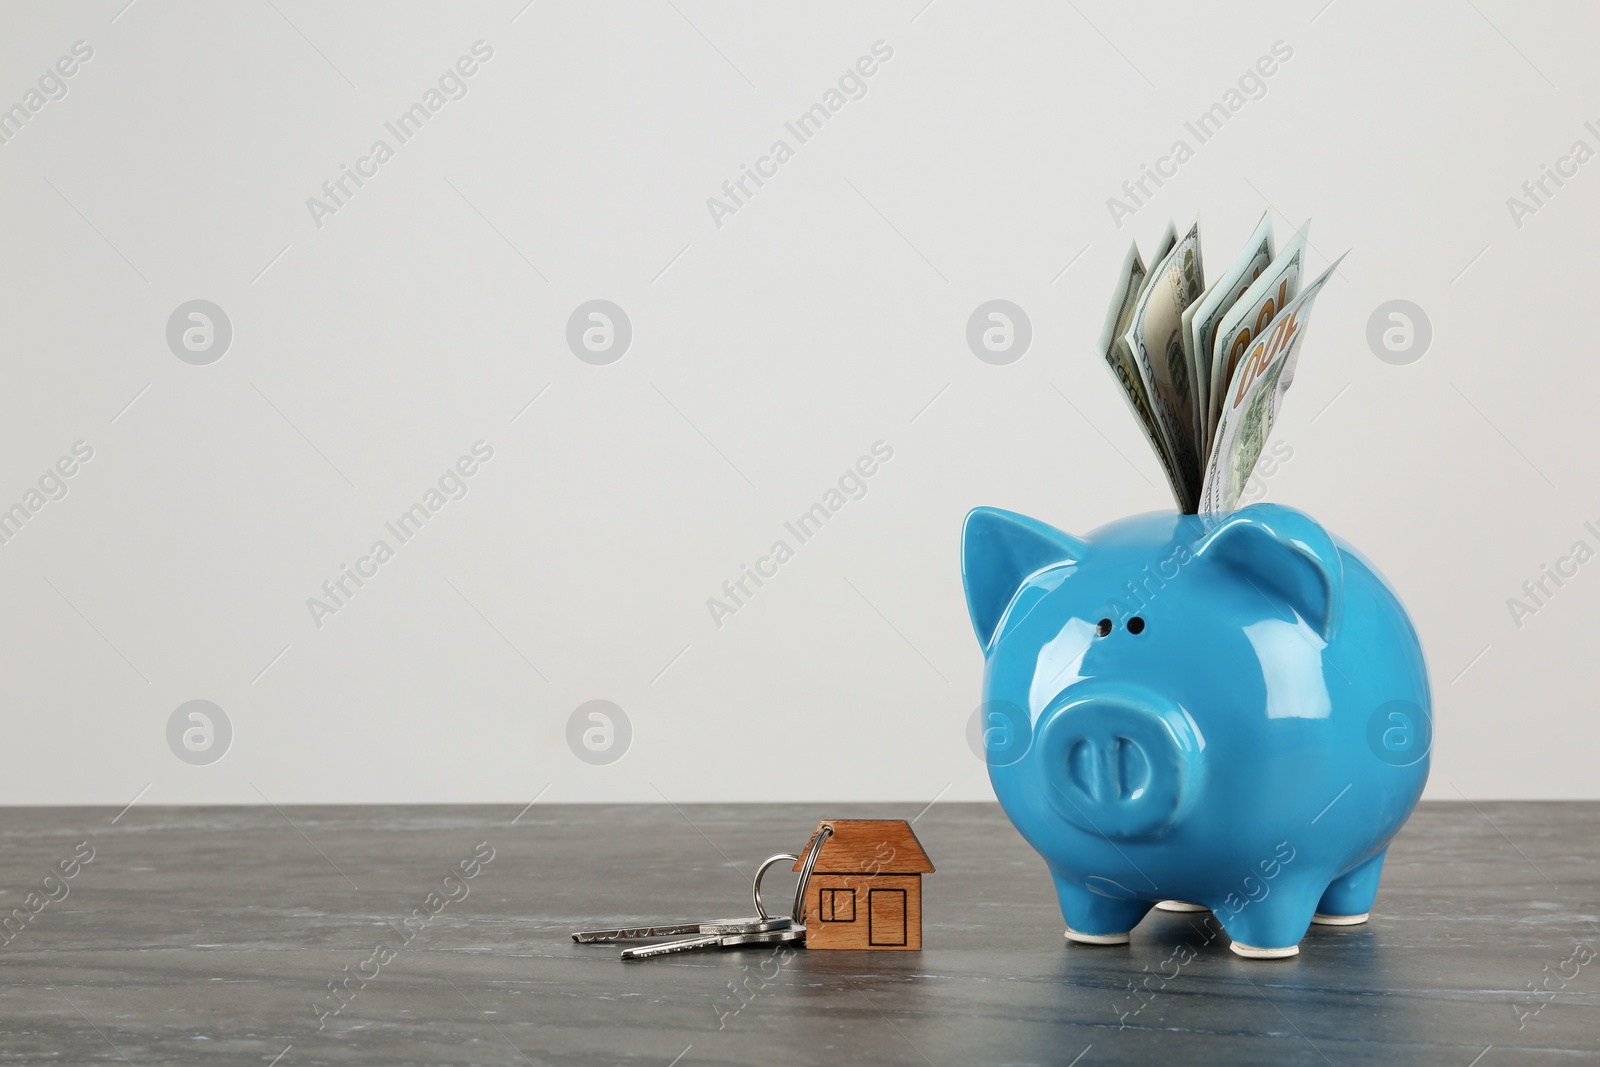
(960, 503), (1430, 958)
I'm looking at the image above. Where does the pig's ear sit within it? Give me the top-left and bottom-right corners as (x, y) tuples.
(1193, 504), (1343, 639)
(962, 508), (1087, 651)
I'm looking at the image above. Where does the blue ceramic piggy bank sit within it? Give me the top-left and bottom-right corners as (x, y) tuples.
(961, 503), (1430, 958)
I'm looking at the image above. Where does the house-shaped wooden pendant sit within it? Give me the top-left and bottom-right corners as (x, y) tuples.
(792, 820), (935, 950)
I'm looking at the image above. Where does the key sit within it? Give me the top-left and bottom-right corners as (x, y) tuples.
(572, 915), (790, 944)
(574, 822), (833, 960)
(621, 925), (805, 961)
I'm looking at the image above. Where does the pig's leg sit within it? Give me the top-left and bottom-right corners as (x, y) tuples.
(1051, 869), (1154, 945)
(1214, 876), (1322, 959)
(1311, 849), (1386, 925)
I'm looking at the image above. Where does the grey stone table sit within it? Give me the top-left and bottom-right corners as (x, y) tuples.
(0, 802), (1595, 1065)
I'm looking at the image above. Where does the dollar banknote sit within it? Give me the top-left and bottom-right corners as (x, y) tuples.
(1098, 242), (1190, 509)
(1199, 255), (1344, 514)
(1124, 218), (1205, 510)
(1207, 223), (1308, 441)
(1182, 210), (1273, 445)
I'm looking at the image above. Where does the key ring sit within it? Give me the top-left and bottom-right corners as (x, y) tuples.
(752, 853), (798, 922)
(751, 823), (834, 923)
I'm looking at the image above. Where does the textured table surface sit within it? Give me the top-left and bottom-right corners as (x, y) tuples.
(0, 801), (1595, 1066)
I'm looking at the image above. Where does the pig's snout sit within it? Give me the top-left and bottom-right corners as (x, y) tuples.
(1036, 685), (1203, 840)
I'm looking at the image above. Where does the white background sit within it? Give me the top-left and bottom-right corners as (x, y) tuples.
(1, 0), (1593, 804)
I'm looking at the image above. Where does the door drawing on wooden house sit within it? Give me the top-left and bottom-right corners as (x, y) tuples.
(867, 888), (907, 947)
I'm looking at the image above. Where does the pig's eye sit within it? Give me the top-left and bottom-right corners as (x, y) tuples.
(1096, 618), (1112, 637)
(1127, 616), (1146, 635)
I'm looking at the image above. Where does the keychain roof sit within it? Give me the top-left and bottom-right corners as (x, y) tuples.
(790, 820), (934, 874)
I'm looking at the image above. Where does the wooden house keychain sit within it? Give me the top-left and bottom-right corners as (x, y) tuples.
(786, 820), (934, 950)
(573, 819), (934, 959)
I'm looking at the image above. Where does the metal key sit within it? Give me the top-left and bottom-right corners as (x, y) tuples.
(572, 915), (790, 944)
(573, 823), (833, 960)
(620, 924), (804, 961)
